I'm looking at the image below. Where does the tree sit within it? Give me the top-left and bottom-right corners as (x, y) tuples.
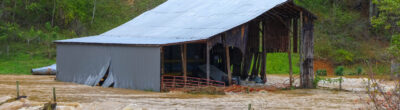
(371, 0), (400, 78)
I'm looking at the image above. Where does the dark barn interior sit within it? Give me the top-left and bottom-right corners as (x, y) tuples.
(160, 1), (316, 88)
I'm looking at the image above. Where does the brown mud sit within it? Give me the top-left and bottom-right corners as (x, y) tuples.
(0, 75), (371, 109)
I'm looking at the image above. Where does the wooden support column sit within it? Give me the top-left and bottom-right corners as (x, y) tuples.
(225, 45), (232, 85)
(289, 19), (293, 87)
(293, 18), (298, 53)
(181, 44), (187, 85)
(161, 47), (165, 75)
(299, 11), (304, 86)
(206, 41), (211, 85)
(261, 22), (267, 82)
(300, 13), (315, 88)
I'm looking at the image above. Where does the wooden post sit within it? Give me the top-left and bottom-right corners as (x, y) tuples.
(225, 46), (232, 85)
(293, 18), (298, 53)
(206, 41), (211, 85)
(181, 44), (187, 86)
(261, 22), (267, 82)
(161, 47), (165, 75)
(53, 87), (56, 102)
(16, 81), (19, 98)
(289, 19), (293, 87)
(299, 11), (304, 86)
(300, 13), (315, 88)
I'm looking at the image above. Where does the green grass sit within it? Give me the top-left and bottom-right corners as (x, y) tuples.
(266, 53), (300, 74)
(0, 54), (55, 75)
(0, 43), (56, 75)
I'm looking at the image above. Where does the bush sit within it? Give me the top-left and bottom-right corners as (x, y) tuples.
(335, 66), (344, 76)
(316, 69), (327, 76)
(356, 66), (363, 75)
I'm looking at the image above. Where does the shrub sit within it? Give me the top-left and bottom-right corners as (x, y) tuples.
(335, 66), (344, 76)
(316, 69), (327, 76)
(356, 66), (363, 75)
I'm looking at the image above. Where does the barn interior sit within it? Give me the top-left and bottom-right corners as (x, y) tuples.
(160, 2), (316, 87)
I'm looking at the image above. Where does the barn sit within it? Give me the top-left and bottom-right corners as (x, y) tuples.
(55, 0), (316, 92)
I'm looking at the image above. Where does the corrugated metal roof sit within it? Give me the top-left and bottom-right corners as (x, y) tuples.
(55, 0), (288, 45)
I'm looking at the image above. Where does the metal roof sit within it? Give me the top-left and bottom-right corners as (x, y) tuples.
(55, 0), (288, 46)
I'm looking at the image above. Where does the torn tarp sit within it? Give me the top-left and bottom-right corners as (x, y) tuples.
(31, 64), (57, 75)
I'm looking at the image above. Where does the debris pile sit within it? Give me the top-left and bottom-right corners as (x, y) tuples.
(224, 85), (278, 93)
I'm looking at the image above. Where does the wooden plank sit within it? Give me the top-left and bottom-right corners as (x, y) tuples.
(181, 44), (187, 85)
(225, 46), (232, 85)
(206, 41), (211, 85)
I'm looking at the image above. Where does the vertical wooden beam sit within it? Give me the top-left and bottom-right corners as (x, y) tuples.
(161, 47), (165, 75)
(299, 11), (303, 86)
(300, 13), (315, 88)
(225, 45), (232, 85)
(181, 44), (187, 85)
(293, 18), (298, 53)
(206, 41), (211, 85)
(289, 19), (293, 87)
(261, 21), (267, 82)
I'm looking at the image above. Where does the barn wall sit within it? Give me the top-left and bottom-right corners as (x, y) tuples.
(56, 44), (161, 91)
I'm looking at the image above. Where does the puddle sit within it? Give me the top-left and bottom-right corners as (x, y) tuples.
(0, 75), (372, 109)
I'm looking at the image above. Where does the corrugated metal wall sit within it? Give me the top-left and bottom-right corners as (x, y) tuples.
(56, 44), (161, 91)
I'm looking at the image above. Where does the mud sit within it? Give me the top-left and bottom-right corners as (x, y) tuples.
(0, 75), (372, 110)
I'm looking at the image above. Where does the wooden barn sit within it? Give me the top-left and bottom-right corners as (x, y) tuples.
(55, 0), (316, 91)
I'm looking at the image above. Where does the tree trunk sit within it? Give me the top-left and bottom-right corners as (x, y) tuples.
(51, 0), (56, 26)
(6, 44), (9, 57)
(0, 0), (5, 19)
(12, 0), (17, 21)
(91, 0), (97, 24)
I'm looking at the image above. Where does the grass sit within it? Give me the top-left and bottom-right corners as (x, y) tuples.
(266, 53), (300, 74)
(0, 43), (56, 75)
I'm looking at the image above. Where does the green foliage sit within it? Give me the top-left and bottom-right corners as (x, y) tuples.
(371, 0), (400, 61)
(334, 49), (354, 63)
(335, 66), (344, 76)
(316, 69), (327, 76)
(313, 74), (323, 88)
(356, 66), (363, 75)
(0, 0), (166, 74)
(295, 0), (387, 65)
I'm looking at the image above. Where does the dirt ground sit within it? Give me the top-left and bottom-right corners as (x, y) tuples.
(0, 75), (374, 110)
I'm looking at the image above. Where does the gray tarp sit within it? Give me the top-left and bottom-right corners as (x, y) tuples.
(31, 64), (57, 75)
(56, 44), (160, 91)
(55, 0), (288, 45)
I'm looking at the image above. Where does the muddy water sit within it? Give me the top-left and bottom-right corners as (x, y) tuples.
(0, 75), (370, 109)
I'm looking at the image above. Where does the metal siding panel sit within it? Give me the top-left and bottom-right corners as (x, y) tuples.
(56, 44), (110, 86)
(110, 46), (161, 91)
(57, 44), (160, 91)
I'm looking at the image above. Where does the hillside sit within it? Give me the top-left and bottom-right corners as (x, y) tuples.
(0, 0), (391, 74)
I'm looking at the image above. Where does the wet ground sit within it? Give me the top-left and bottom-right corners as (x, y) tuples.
(0, 75), (373, 109)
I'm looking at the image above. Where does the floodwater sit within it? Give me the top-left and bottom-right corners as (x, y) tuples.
(0, 75), (373, 110)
